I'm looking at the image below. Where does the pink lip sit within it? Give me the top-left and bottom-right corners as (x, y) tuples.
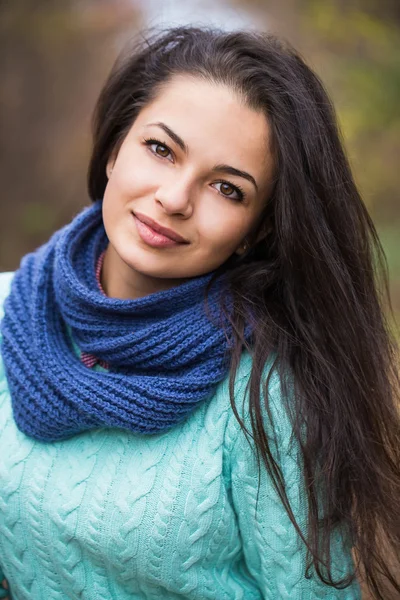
(133, 215), (187, 248)
(133, 212), (189, 243)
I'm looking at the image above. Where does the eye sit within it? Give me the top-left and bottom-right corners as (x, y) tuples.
(142, 137), (246, 202)
(213, 181), (246, 203)
(143, 137), (174, 162)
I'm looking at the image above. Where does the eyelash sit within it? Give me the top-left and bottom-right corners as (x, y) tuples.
(142, 137), (246, 202)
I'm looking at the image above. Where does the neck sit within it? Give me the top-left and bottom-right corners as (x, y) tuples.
(101, 244), (186, 300)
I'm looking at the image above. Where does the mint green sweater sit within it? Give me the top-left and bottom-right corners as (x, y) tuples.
(0, 272), (360, 599)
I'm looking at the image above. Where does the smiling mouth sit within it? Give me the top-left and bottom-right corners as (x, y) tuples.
(133, 211), (189, 243)
(132, 214), (188, 249)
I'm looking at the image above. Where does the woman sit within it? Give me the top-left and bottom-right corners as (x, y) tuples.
(0, 25), (399, 599)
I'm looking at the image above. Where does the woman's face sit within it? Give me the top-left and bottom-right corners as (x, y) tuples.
(102, 75), (274, 297)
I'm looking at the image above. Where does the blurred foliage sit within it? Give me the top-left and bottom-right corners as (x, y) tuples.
(300, 0), (400, 221)
(297, 0), (400, 326)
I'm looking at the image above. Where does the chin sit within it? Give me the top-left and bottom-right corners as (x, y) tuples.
(117, 250), (183, 280)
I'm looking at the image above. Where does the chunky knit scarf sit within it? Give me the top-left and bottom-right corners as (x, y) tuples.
(1, 201), (242, 442)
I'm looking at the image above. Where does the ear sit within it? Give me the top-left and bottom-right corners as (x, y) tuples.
(106, 153), (117, 179)
(234, 221), (273, 256)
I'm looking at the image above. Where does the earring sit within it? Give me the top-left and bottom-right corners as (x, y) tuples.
(243, 239), (250, 252)
(237, 240), (249, 255)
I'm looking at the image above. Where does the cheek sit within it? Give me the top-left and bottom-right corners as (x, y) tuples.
(101, 187), (117, 240)
(109, 147), (157, 200)
(120, 164), (155, 193)
(195, 204), (248, 251)
(102, 174), (132, 234)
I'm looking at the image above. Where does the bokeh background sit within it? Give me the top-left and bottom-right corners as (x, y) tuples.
(0, 0), (399, 331)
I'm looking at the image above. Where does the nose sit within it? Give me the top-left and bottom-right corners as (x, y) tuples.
(154, 173), (194, 218)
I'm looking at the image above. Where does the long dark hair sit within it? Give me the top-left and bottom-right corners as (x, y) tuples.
(88, 26), (400, 599)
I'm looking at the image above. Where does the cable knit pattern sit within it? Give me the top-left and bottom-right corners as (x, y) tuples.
(0, 201), (244, 442)
(0, 272), (361, 599)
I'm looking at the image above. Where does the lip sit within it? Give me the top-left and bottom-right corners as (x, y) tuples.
(133, 211), (189, 243)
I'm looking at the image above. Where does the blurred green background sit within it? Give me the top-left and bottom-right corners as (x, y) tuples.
(0, 0), (399, 327)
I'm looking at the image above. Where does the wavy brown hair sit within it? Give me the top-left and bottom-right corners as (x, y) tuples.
(88, 26), (400, 599)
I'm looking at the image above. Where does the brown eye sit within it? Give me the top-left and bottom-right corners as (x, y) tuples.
(213, 181), (245, 202)
(143, 138), (173, 162)
(220, 182), (234, 196)
(155, 144), (170, 158)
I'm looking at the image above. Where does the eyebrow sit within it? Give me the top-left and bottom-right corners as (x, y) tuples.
(146, 121), (259, 192)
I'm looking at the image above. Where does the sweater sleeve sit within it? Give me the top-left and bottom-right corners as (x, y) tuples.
(228, 359), (361, 600)
(0, 273), (14, 599)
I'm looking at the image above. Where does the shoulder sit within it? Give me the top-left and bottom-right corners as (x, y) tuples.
(0, 272), (15, 322)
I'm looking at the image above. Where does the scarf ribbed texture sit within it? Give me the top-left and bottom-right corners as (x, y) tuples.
(1, 201), (242, 442)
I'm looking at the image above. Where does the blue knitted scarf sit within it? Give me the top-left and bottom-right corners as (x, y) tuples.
(1, 201), (243, 442)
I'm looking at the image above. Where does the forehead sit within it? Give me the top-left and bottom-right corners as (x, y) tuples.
(134, 75), (272, 179)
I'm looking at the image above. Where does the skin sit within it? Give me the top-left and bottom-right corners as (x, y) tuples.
(102, 75), (274, 299)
